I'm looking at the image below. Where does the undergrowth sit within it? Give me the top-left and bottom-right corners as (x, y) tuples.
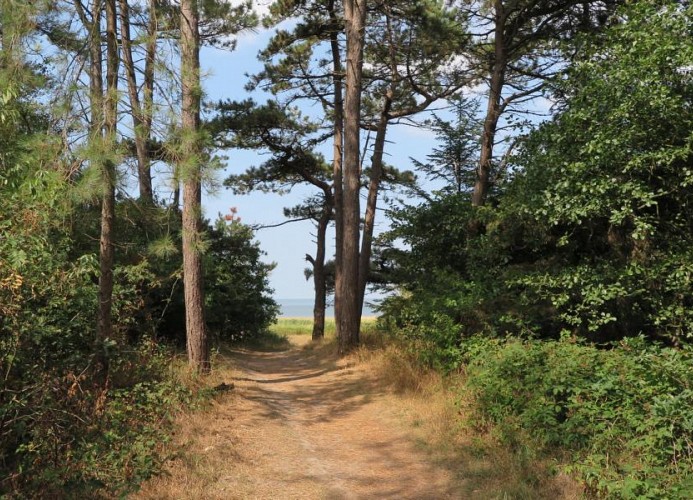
(365, 326), (693, 498)
(464, 336), (693, 498)
(356, 333), (579, 498)
(1, 342), (210, 499)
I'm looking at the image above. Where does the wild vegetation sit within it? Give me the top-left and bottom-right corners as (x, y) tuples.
(0, 0), (274, 496)
(372, 1), (693, 496)
(1, 0), (691, 497)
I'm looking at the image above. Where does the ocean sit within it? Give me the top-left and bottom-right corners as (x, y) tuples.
(276, 298), (380, 318)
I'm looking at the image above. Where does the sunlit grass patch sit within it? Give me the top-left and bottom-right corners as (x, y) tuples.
(270, 317), (334, 336)
(269, 316), (378, 337)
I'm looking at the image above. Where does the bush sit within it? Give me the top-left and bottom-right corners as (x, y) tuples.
(8, 340), (197, 498)
(465, 336), (693, 498)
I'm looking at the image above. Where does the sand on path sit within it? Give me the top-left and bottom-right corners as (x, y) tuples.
(134, 336), (457, 499)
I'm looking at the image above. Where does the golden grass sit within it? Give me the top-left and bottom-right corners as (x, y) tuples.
(350, 335), (584, 499)
(136, 327), (581, 499)
(133, 350), (240, 499)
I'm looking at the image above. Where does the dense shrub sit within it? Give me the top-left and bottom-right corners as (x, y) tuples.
(379, 1), (693, 356)
(464, 337), (693, 498)
(205, 219), (279, 341)
(8, 342), (196, 498)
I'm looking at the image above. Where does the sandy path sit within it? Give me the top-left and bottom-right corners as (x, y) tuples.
(135, 337), (457, 499)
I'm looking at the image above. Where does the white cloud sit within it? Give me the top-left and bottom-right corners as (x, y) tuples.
(228, 0), (273, 18)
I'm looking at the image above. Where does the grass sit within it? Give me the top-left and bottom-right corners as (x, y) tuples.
(139, 319), (579, 499)
(269, 316), (378, 338)
(350, 337), (583, 499)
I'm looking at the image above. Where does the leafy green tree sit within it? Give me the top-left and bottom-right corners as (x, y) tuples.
(205, 218), (279, 341)
(256, 0), (471, 350)
(511, 0), (693, 342)
(410, 97), (482, 196)
(212, 98), (335, 339)
(356, 0), (470, 314)
(448, 0), (620, 207)
(378, 0), (693, 357)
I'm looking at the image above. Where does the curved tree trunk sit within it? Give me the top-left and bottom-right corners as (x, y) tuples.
(358, 91), (392, 313)
(471, 0), (506, 208)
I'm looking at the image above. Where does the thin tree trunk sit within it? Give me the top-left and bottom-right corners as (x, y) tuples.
(358, 91), (392, 313)
(85, 0), (105, 373)
(144, 0), (157, 197)
(328, 0), (344, 341)
(144, 0), (156, 139)
(95, 0), (118, 378)
(311, 207), (330, 341)
(472, 0), (505, 208)
(118, 0), (153, 203)
(180, 0), (209, 373)
(339, 0), (367, 354)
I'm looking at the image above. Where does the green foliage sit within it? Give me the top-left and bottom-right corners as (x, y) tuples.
(0, 9), (275, 490)
(465, 337), (693, 498)
(205, 218), (279, 341)
(410, 97), (481, 195)
(9, 342), (197, 498)
(380, 0), (693, 349)
(508, 0), (693, 342)
(378, 6), (693, 494)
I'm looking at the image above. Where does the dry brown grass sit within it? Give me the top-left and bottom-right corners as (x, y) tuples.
(134, 332), (583, 500)
(133, 349), (242, 499)
(351, 337), (585, 499)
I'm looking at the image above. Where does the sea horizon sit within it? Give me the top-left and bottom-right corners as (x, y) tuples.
(276, 297), (380, 318)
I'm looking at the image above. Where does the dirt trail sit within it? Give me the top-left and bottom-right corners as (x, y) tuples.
(135, 337), (457, 499)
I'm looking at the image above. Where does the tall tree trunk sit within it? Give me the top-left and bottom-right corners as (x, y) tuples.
(144, 0), (157, 198)
(471, 0), (506, 208)
(95, 0), (118, 378)
(358, 91), (392, 313)
(328, 0), (344, 341)
(339, 0), (367, 354)
(311, 206), (330, 341)
(84, 0), (105, 372)
(180, 0), (209, 373)
(118, 0), (153, 203)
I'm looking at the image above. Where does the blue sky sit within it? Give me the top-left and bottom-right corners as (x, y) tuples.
(200, 27), (440, 300)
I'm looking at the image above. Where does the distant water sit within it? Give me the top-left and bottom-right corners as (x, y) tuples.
(276, 298), (379, 318)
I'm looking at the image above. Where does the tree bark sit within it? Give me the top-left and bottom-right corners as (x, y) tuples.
(339, 0), (367, 354)
(328, 0), (344, 342)
(85, 0), (105, 372)
(472, 0), (506, 207)
(311, 206), (330, 341)
(358, 91), (392, 313)
(118, 0), (153, 203)
(95, 0), (118, 378)
(180, 0), (209, 373)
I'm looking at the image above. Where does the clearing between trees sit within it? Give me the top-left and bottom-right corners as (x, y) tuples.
(134, 334), (578, 499)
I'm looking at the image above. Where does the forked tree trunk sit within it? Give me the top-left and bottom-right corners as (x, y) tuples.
(339, 0), (367, 355)
(180, 0), (209, 373)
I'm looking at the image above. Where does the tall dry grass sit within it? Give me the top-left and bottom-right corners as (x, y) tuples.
(135, 326), (582, 499)
(351, 332), (584, 499)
